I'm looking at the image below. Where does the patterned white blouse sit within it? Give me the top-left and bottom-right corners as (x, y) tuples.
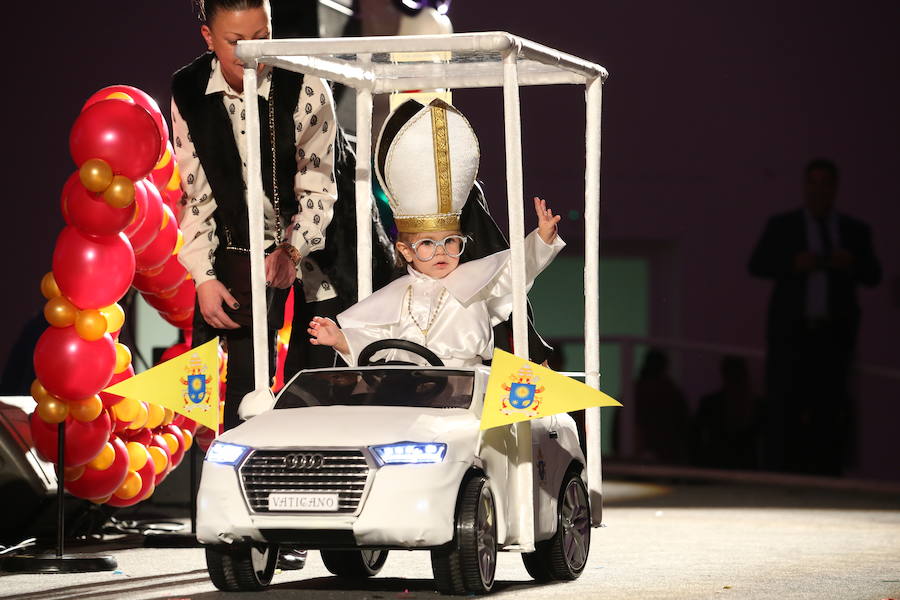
(171, 58), (338, 302)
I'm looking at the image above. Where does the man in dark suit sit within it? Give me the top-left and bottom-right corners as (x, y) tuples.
(748, 159), (881, 475)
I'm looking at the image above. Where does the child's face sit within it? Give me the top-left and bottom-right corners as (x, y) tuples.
(397, 230), (462, 279)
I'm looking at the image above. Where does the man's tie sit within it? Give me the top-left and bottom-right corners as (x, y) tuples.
(815, 216), (835, 317)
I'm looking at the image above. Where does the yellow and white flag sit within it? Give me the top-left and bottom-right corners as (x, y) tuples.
(102, 338), (220, 431)
(480, 349), (621, 430)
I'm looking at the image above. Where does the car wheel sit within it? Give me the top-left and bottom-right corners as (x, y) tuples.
(522, 472), (591, 581)
(320, 549), (389, 578)
(431, 475), (497, 595)
(205, 543), (278, 591)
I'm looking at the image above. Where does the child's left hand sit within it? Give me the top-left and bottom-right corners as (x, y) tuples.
(534, 196), (561, 244)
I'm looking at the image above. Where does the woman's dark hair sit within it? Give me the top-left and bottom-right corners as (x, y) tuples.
(196, 0), (266, 24)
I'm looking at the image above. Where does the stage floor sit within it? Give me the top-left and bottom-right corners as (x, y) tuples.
(2, 478), (899, 600)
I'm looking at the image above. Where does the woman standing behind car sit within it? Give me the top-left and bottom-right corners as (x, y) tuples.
(171, 0), (340, 430)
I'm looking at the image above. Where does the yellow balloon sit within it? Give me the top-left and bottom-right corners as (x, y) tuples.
(114, 470), (142, 500)
(30, 379), (51, 404)
(148, 445), (169, 475)
(69, 395), (103, 423)
(90, 494), (113, 505)
(99, 303), (125, 334)
(155, 146), (172, 170)
(182, 429), (194, 451)
(105, 91), (133, 102)
(126, 442), (149, 471)
(44, 296), (77, 328)
(115, 343), (132, 374)
(102, 175), (135, 209)
(79, 158), (114, 193)
(162, 408), (175, 426)
(172, 230), (184, 256)
(75, 310), (108, 342)
(64, 465), (85, 482)
(37, 396), (68, 424)
(162, 433), (179, 455)
(127, 402), (149, 430)
(166, 163), (181, 191)
(40, 272), (61, 300)
(112, 396), (140, 423)
(87, 442), (116, 471)
(139, 482), (156, 501)
(145, 403), (165, 429)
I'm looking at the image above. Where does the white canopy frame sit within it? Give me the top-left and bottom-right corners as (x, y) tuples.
(236, 31), (607, 552)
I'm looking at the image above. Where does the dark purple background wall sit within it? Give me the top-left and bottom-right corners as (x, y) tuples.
(4, 2), (898, 433)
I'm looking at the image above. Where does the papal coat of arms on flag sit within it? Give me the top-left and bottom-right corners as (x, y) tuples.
(182, 353), (212, 412)
(501, 364), (545, 415)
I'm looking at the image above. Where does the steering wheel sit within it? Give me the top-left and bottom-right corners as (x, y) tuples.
(357, 339), (445, 367)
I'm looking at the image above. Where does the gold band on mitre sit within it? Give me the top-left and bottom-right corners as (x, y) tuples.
(395, 214), (461, 233)
(430, 103), (453, 215)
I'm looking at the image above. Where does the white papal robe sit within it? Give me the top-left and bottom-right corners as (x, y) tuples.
(337, 230), (565, 367)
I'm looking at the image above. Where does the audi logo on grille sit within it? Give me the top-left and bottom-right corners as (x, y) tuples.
(283, 453), (325, 470)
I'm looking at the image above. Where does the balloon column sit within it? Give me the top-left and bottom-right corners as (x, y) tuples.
(31, 85), (196, 507)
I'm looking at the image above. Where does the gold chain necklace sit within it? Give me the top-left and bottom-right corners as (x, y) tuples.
(406, 286), (448, 339)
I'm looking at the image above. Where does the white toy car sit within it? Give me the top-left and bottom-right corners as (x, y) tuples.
(197, 339), (592, 595)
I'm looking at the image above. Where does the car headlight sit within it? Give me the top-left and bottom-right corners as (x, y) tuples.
(370, 442), (447, 465)
(206, 442), (250, 466)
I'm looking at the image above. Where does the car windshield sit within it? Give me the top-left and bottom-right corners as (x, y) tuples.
(275, 369), (475, 410)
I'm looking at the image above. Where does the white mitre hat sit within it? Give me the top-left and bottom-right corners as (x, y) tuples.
(375, 99), (480, 233)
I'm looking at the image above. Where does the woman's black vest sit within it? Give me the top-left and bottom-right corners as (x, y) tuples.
(171, 52), (302, 251)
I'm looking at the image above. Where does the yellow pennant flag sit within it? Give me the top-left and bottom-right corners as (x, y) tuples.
(102, 338), (220, 431)
(480, 349), (621, 430)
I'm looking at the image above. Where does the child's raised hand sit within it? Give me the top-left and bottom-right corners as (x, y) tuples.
(534, 196), (561, 244)
(308, 316), (341, 347)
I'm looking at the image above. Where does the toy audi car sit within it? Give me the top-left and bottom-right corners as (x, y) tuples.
(197, 341), (592, 595)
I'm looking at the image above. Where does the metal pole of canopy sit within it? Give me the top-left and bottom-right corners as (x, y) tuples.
(583, 74), (604, 526)
(501, 47), (534, 553)
(241, 63), (275, 411)
(354, 63), (374, 301)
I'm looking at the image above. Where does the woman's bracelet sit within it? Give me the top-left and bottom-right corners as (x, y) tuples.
(278, 242), (301, 266)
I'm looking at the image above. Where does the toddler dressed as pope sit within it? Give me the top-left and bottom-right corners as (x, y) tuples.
(309, 99), (564, 367)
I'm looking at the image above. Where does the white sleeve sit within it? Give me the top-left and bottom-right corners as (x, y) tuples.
(287, 76), (338, 261)
(483, 230), (565, 325)
(171, 98), (219, 286)
(338, 325), (392, 367)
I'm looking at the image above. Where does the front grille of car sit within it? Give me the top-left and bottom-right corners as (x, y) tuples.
(239, 449), (370, 514)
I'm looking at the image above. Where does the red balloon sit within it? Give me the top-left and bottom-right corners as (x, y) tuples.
(149, 433), (173, 486)
(30, 411), (112, 467)
(161, 424), (186, 469)
(82, 86), (169, 163)
(65, 435), (128, 499)
(164, 186), (183, 216)
(141, 279), (195, 313)
(194, 425), (219, 452)
(150, 143), (176, 190)
(100, 366), (134, 409)
(70, 99), (160, 180)
(159, 341), (191, 365)
(135, 204), (178, 272)
(132, 255), (187, 296)
(123, 179), (148, 240)
(180, 417), (199, 435)
(122, 427), (153, 446)
(126, 180), (163, 253)
(61, 172), (136, 237)
(33, 326), (116, 400)
(161, 308), (195, 330)
(105, 450), (156, 507)
(52, 227), (135, 309)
